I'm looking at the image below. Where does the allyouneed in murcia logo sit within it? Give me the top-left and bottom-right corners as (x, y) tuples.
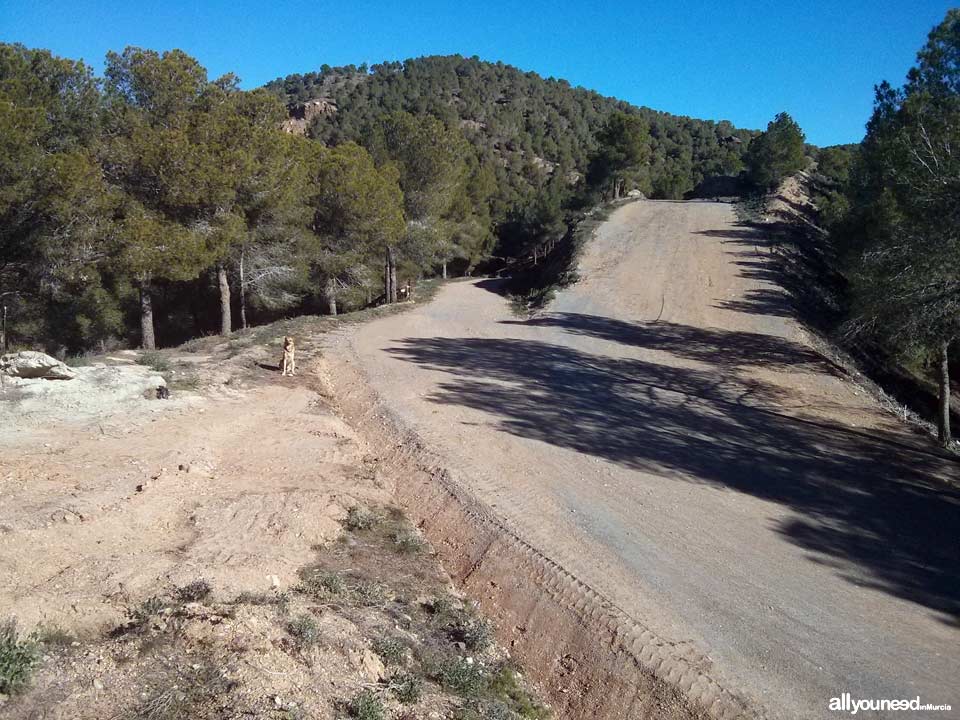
(829, 693), (952, 714)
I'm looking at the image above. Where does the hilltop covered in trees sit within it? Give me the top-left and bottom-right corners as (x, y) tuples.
(266, 56), (756, 206)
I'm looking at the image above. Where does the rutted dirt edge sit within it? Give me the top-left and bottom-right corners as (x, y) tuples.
(318, 332), (763, 720)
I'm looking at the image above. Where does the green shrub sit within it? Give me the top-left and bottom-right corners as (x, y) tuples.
(352, 581), (387, 607)
(137, 351), (170, 373)
(128, 596), (165, 625)
(347, 689), (385, 720)
(286, 614), (321, 649)
(488, 666), (551, 718)
(430, 654), (486, 697)
(298, 570), (346, 597)
(344, 506), (380, 531)
(451, 700), (514, 720)
(392, 529), (425, 554)
(176, 580), (212, 603)
(423, 594), (454, 616)
(371, 636), (406, 665)
(447, 614), (493, 652)
(388, 671), (423, 704)
(0, 619), (40, 695)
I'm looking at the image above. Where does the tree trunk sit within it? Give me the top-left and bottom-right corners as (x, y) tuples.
(217, 263), (232, 336)
(139, 285), (156, 350)
(385, 246), (397, 303)
(384, 247), (393, 303)
(327, 279), (338, 316)
(390, 259), (398, 305)
(239, 248), (248, 330)
(937, 340), (952, 447)
(1, 305), (7, 352)
(442, 261), (447, 279)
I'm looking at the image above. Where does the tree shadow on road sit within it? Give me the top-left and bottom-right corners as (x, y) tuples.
(386, 319), (960, 625)
(503, 311), (842, 375)
(694, 223), (847, 332)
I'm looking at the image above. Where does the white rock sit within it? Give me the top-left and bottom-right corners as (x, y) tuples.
(0, 351), (76, 380)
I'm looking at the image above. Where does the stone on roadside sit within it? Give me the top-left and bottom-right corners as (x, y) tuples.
(0, 351), (77, 380)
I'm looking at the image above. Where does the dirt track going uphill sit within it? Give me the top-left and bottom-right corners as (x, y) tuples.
(330, 199), (960, 719)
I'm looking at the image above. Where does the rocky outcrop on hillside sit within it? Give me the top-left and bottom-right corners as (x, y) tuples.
(280, 97), (338, 135)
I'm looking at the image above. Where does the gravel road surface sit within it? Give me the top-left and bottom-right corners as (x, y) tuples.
(347, 200), (959, 719)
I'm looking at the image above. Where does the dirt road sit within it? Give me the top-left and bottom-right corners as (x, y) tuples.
(342, 200), (960, 719)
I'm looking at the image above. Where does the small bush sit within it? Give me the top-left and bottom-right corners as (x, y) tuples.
(128, 596), (166, 625)
(392, 529), (424, 554)
(176, 580), (212, 603)
(137, 351), (170, 373)
(286, 614), (321, 649)
(452, 700), (514, 720)
(35, 624), (76, 647)
(344, 506), (380, 531)
(299, 570), (346, 598)
(423, 595), (454, 616)
(347, 689), (385, 720)
(65, 354), (94, 367)
(178, 337), (209, 353)
(388, 671), (423, 704)
(353, 581), (387, 607)
(137, 660), (235, 720)
(447, 614), (493, 652)
(488, 666), (551, 719)
(430, 654), (486, 697)
(0, 619), (39, 695)
(234, 590), (290, 613)
(371, 636), (406, 665)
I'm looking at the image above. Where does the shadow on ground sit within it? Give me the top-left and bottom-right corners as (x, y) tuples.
(386, 313), (960, 625)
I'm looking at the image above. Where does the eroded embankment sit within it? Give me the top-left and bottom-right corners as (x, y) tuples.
(320, 336), (760, 720)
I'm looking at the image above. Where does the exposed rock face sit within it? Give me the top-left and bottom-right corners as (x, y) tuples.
(0, 351), (77, 380)
(280, 98), (338, 135)
(1, 360), (167, 420)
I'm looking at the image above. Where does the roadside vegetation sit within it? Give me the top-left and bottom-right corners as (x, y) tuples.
(4, 503), (549, 718)
(731, 10), (959, 448)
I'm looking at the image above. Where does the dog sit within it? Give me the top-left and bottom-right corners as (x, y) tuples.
(280, 336), (296, 376)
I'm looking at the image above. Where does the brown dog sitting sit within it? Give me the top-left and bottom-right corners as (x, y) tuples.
(280, 336), (296, 376)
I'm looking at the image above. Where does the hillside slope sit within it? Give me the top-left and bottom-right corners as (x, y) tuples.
(265, 55), (756, 208)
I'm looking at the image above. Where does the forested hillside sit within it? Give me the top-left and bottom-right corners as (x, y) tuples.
(265, 55), (756, 211)
(1, 47), (760, 356)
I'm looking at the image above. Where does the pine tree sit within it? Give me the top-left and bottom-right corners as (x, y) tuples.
(846, 10), (960, 446)
(744, 112), (807, 190)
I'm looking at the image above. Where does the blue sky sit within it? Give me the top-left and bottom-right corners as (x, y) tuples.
(1, 1), (954, 146)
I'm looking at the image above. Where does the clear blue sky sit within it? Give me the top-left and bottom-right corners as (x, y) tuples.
(1, 1), (954, 146)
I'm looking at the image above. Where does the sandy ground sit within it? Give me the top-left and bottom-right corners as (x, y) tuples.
(2, 313), (555, 719)
(339, 200), (960, 719)
(1, 351), (368, 634)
